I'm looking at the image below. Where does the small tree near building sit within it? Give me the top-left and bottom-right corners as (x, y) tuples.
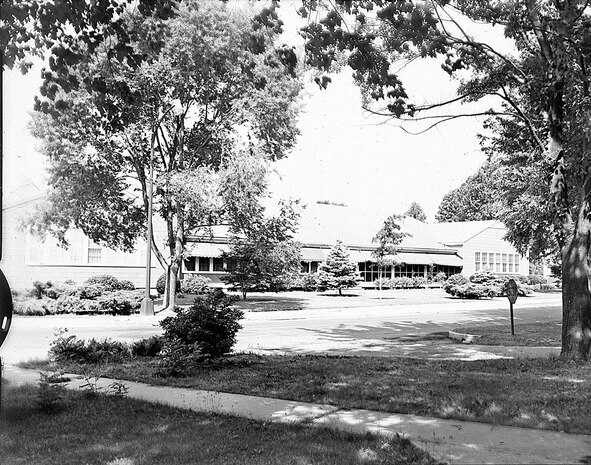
(316, 241), (360, 296)
(222, 200), (302, 300)
(372, 215), (408, 295)
(405, 202), (427, 223)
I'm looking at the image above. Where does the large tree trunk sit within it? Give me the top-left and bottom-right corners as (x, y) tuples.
(560, 217), (591, 361)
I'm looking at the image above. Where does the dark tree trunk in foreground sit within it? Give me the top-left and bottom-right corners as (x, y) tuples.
(560, 216), (591, 361)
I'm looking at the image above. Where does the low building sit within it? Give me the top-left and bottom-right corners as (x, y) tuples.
(182, 203), (530, 285)
(2, 187), (530, 289)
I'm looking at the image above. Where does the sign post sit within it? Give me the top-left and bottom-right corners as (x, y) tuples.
(505, 278), (518, 336)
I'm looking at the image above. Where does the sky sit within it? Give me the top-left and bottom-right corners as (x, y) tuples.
(1, 0), (510, 222)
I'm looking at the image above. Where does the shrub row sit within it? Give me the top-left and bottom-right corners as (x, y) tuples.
(373, 276), (428, 289)
(13, 275), (144, 316)
(49, 331), (163, 364)
(156, 274), (212, 295)
(49, 290), (243, 376)
(14, 290), (145, 316)
(443, 271), (535, 299)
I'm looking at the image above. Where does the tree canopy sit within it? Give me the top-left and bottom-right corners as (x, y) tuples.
(405, 202), (427, 222)
(436, 163), (501, 223)
(22, 0), (302, 309)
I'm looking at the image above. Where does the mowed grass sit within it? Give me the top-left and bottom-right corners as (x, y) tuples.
(0, 383), (440, 465)
(453, 321), (562, 347)
(30, 354), (591, 435)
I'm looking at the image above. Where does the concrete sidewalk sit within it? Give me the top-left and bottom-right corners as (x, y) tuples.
(3, 365), (590, 464)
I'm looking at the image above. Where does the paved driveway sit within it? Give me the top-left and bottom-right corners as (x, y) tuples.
(0, 290), (562, 364)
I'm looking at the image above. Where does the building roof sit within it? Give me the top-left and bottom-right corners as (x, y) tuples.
(3, 175), (46, 210)
(428, 220), (502, 246)
(294, 202), (446, 251)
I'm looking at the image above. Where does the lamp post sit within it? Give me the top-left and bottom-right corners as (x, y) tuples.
(140, 103), (183, 316)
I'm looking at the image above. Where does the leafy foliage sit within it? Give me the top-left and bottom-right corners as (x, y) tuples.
(131, 336), (163, 357)
(222, 199), (302, 299)
(156, 273), (180, 295)
(180, 275), (212, 295)
(436, 163), (501, 222)
(443, 271), (533, 299)
(297, 0), (591, 358)
(316, 241), (361, 295)
(159, 290), (243, 373)
(22, 1), (302, 311)
(49, 329), (130, 364)
(405, 202), (427, 222)
(84, 275), (133, 292)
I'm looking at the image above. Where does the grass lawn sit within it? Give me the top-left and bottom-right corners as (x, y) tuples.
(26, 353), (591, 435)
(0, 382), (440, 465)
(453, 321), (562, 347)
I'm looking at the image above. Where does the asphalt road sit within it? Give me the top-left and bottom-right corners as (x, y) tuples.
(0, 292), (562, 364)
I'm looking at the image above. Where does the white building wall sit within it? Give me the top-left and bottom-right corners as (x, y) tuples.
(462, 225), (529, 277)
(1, 200), (165, 290)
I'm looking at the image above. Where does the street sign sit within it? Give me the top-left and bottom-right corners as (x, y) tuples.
(506, 278), (518, 304)
(505, 278), (518, 335)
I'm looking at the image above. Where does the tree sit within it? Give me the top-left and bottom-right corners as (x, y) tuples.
(405, 202), (427, 222)
(372, 214), (407, 294)
(222, 200), (302, 300)
(436, 163), (502, 222)
(1, 0), (177, 72)
(316, 241), (360, 295)
(25, 1), (302, 310)
(297, 0), (591, 361)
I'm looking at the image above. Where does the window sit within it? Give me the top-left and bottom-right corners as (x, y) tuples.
(213, 257), (224, 271)
(393, 264), (424, 278)
(432, 265), (462, 278)
(502, 254), (508, 272)
(88, 247), (102, 264)
(474, 252), (481, 271)
(184, 257), (196, 272)
(310, 261), (319, 273)
(514, 254), (520, 273)
(198, 257), (210, 272)
(488, 253), (495, 270)
(495, 254), (501, 272)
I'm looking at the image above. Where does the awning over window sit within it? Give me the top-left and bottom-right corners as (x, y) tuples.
(300, 248), (327, 261)
(397, 252), (433, 265)
(428, 253), (463, 267)
(185, 242), (229, 257)
(348, 250), (373, 263)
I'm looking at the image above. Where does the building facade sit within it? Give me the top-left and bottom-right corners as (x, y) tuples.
(2, 192), (530, 290)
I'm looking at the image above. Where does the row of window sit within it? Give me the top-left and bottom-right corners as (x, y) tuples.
(184, 257), (237, 272)
(474, 252), (521, 273)
(185, 257), (462, 283)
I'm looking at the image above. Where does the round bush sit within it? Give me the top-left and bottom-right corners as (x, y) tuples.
(160, 290), (244, 361)
(118, 279), (135, 290)
(180, 275), (212, 295)
(84, 275), (121, 292)
(156, 273), (181, 295)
